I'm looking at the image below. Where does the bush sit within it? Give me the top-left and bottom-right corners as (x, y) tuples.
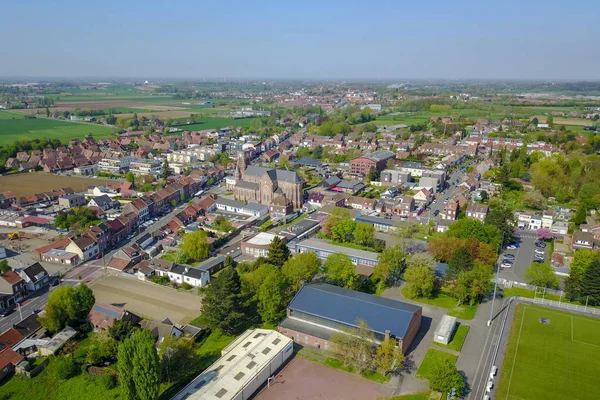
(97, 374), (116, 390)
(50, 356), (80, 380)
(181, 282), (192, 290)
(151, 275), (170, 285)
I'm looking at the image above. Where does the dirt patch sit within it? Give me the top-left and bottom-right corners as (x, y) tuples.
(0, 172), (116, 197)
(255, 357), (383, 400)
(89, 275), (202, 324)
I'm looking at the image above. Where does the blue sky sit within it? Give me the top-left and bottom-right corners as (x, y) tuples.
(1, 0), (598, 79)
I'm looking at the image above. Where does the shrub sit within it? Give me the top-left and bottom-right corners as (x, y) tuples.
(97, 374), (116, 389)
(181, 282), (192, 290)
(50, 356), (80, 380)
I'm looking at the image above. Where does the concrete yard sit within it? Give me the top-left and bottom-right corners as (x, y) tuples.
(255, 357), (383, 400)
(89, 275), (202, 324)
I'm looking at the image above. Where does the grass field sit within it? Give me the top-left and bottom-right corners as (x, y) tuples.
(416, 348), (457, 380)
(401, 287), (478, 320)
(496, 304), (600, 400)
(171, 117), (258, 131)
(0, 111), (114, 145)
(433, 323), (469, 352)
(0, 172), (115, 197)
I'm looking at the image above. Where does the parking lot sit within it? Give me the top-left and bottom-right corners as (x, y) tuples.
(498, 232), (548, 282)
(89, 275), (203, 324)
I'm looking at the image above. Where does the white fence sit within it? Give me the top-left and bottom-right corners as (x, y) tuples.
(530, 298), (600, 316)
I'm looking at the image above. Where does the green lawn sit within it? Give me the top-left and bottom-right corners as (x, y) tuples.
(0, 112), (115, 145)
(297, 352), (390, 384)
(496, 304), (600, 400)
(433, 324), (469, 352)
(502, 287), (600, 310)
(389, 391), (441, 400)
(416, 348), (457, 380)
(401, 287), (478, 320)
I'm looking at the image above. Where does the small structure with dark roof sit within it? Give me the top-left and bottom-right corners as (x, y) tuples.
(278, 283), (422, 353)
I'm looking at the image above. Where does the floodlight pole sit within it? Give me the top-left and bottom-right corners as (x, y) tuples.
(488, 231), (505, 327)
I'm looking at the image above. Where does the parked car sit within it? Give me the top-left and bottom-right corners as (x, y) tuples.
(501, 263), (513, 268)
(502, 259), (513, 265)
(503, 254), (516, 260)
(433, 210), (440, 216)
(534, 249), (545, 255)
(507, 244), (519, 249)
(535, 241), (547, 248)
(532, 259), (544, 263)
(0, 308), (14, 317)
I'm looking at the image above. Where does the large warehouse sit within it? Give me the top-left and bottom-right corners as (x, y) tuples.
(278, 283), (422, 353)
(172, 329), (293, 400)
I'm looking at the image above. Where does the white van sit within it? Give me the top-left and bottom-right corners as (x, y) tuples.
(490, 365), (498, 379)
(486, 381), (494, 392)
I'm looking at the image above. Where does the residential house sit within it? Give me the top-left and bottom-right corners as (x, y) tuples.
(413, 188), (431, 205)
(347, 196), (377, 211)
(88, 195), (119, 211)
(140, 320), (184, 344)
(65, 235), (100, 262)
(58, 193), (86, 209)
(466, 203), (488, 222)
(0, 271), (26, 311)
(0, 329), (24, 380)
(123, 198), (151, 223)
(88, 302), (141, 331)
(444, 200), (459, 220)
(572, 231), (594, 251)
(18, 262), (49, 293)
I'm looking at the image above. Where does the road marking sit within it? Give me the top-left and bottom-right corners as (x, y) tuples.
(505, 305), (526, 400)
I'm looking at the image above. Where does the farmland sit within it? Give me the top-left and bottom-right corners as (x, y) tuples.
(0, 172), (115, 197)
(0, 111), (115, 145)
(495, 304), (600, 400)
(170, 117), (258, 131)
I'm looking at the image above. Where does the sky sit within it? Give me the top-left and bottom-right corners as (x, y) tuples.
(1, 0), (599, 80)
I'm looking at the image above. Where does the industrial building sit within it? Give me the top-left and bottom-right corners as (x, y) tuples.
(434, 315), (457, 345)
(278, 283), (422, 353)
(172, 329), (293, 400)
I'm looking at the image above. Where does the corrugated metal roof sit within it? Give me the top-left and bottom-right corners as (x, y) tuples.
(288, 283), (421, 339)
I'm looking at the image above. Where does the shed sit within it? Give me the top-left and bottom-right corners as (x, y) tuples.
(434, 315), (457, 345)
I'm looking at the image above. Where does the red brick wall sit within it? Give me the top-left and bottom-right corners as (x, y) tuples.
(401, 309), (422, 353)
(278, 326), (333, 351)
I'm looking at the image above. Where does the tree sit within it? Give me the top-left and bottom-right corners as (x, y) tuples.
(524, 262), (558, 288)
(480, 190), (489, 202)
(86, 329), (118, 366)
(324, 253), (360, 290)
(159, 336), (195, 383)
(266, 236), (290, 267)
(118, 335), (136, 400)
(428, 236), (464, 262)
(200, 267), (246, 335)
(367, 166), (380, 182)
(447, 247), (474, 279)
(546, 114), (554, 127)
(374, 337), (405, 375)
(212, 215), (235, 232)
(39, 284), (95, 333)
(45, 107), (50, 117)
(452, 263), (492, 305)
(404, 265), (435, 299)
(258, 268), (289, 324)
(282, 252), (321, 291)
(573, 204), (587, 225)
(536, 227), (553, 240)
(354, 223), (375, 246)
(109, 319), (136, 342)
(374, 245), (406, 282)
(161, 159), (170, 180)
(581, 258), (600, 306)
(0, 259), (10, 273)
(330, 320), (376, 373)
(127, 329), (160, 400)
(125, 171), (136, 188)
(50, 355), (79, 380)
(523, 190), (547, 210)
(406, 252), (435, 270)
(531, 117), (539, 126)
(447, 218), (502, 249)
(181, 230), (210, 262)
(428, 358), (466, 394)
(322, 208), (351, 237)
(331, 219), (356, 242)
(565, 249), (598, 300)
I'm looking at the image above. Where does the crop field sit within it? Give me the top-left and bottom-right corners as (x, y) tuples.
(0, 172), (115, 197)
(0, 112), (115, 145)
(496, 304), (600, 400)
(533, 115), (596, 126)
(171, 117), (258, 131)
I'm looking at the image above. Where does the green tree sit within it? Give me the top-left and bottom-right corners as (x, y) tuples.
(130, 329), (160, 400)
(428, 358), (465, 394)
(161, 159), (170, 180)
(109, 319), (136, 342)
(546, 114), (554, 127)
(159, 336), (195, 383)
(447, 247), (474, 279)
(367, 166), (380, 182)
(266, 236), (291, 267)
(258, 268), (289, 324)
(330, 320), (376, 373)
(0, 259), (10, 273)
(324, 253), (360, 290)
(573, 204), (587, 225)
(581, 258), (600, 306)
(452, 263), (492, 305)
(181, 230), (210, 262)
(322, 208), (351, 237)
(118, 335), (136, 400)
(281, 252), (321, 291)
(331, 219), (356, 242)
(374, 337), (405, 375)
(50, 356), (79, 380)
(480, 190), (489, 202)
(524, 262), (558, 288)
(45, 107), (50, 117)
(404, 265), (435, 298)
(39, 284), (95, 333)
(523, 190), (547, 210)
(354, 223), (375, 246)
(125, 171), (136, 188)
(200, 267), (246, 335)
(565, 249), (598, 300)
(374, 245), (406, 282)
(212, 215), (235, 232)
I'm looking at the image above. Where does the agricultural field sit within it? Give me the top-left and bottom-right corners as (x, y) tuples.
(0, 111), (115, 145)
(533, 115), (596, 126)
(170, 117), (258, 131)
(496, 304), (600, 400)
(0, 172), (115, 197)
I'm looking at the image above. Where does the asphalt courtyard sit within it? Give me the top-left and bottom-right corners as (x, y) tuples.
(254, 357), (383, 400)
(498, 232), (547, 282)
(89, 275), (202, 324)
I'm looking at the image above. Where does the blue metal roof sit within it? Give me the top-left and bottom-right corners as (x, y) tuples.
(288, 283), (421, 339)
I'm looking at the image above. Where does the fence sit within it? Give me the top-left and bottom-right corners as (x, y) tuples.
(530, 297), (600, 316)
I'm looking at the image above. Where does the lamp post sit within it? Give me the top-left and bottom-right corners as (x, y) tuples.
(488, 231), (506, 327)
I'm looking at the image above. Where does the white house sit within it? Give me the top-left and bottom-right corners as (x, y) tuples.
(157, 265), (210, 288)
(215, 198), (268, 217)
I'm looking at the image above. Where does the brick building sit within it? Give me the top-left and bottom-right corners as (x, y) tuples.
(278, 283), (422, 353)
(350, 150), (396, 176)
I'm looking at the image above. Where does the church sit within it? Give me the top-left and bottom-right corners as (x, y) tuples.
(233, 154), (305, 209)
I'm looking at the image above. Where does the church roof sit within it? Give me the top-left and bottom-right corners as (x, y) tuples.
(244, 165), (302, 183)
(235, 180), (260, 190)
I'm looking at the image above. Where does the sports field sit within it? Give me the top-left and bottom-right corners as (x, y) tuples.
(0, 111), (114, 145)
(496, 304), (600, 400)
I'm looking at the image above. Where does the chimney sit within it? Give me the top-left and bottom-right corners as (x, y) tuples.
(384, 330), (390, 340)
(184, 267), (189, 273)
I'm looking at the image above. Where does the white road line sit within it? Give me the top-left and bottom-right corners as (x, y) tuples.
(571, 316), (574, 341)
(505, 306), (526, 400)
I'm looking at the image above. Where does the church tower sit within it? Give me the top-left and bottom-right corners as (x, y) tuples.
(238, 152), (247, 175)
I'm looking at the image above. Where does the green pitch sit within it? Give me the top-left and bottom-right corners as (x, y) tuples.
(496, 304), (600, 400)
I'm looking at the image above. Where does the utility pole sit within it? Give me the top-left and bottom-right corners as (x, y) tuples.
(17, 302), (23, 322)
(488, 231), (506, 327)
